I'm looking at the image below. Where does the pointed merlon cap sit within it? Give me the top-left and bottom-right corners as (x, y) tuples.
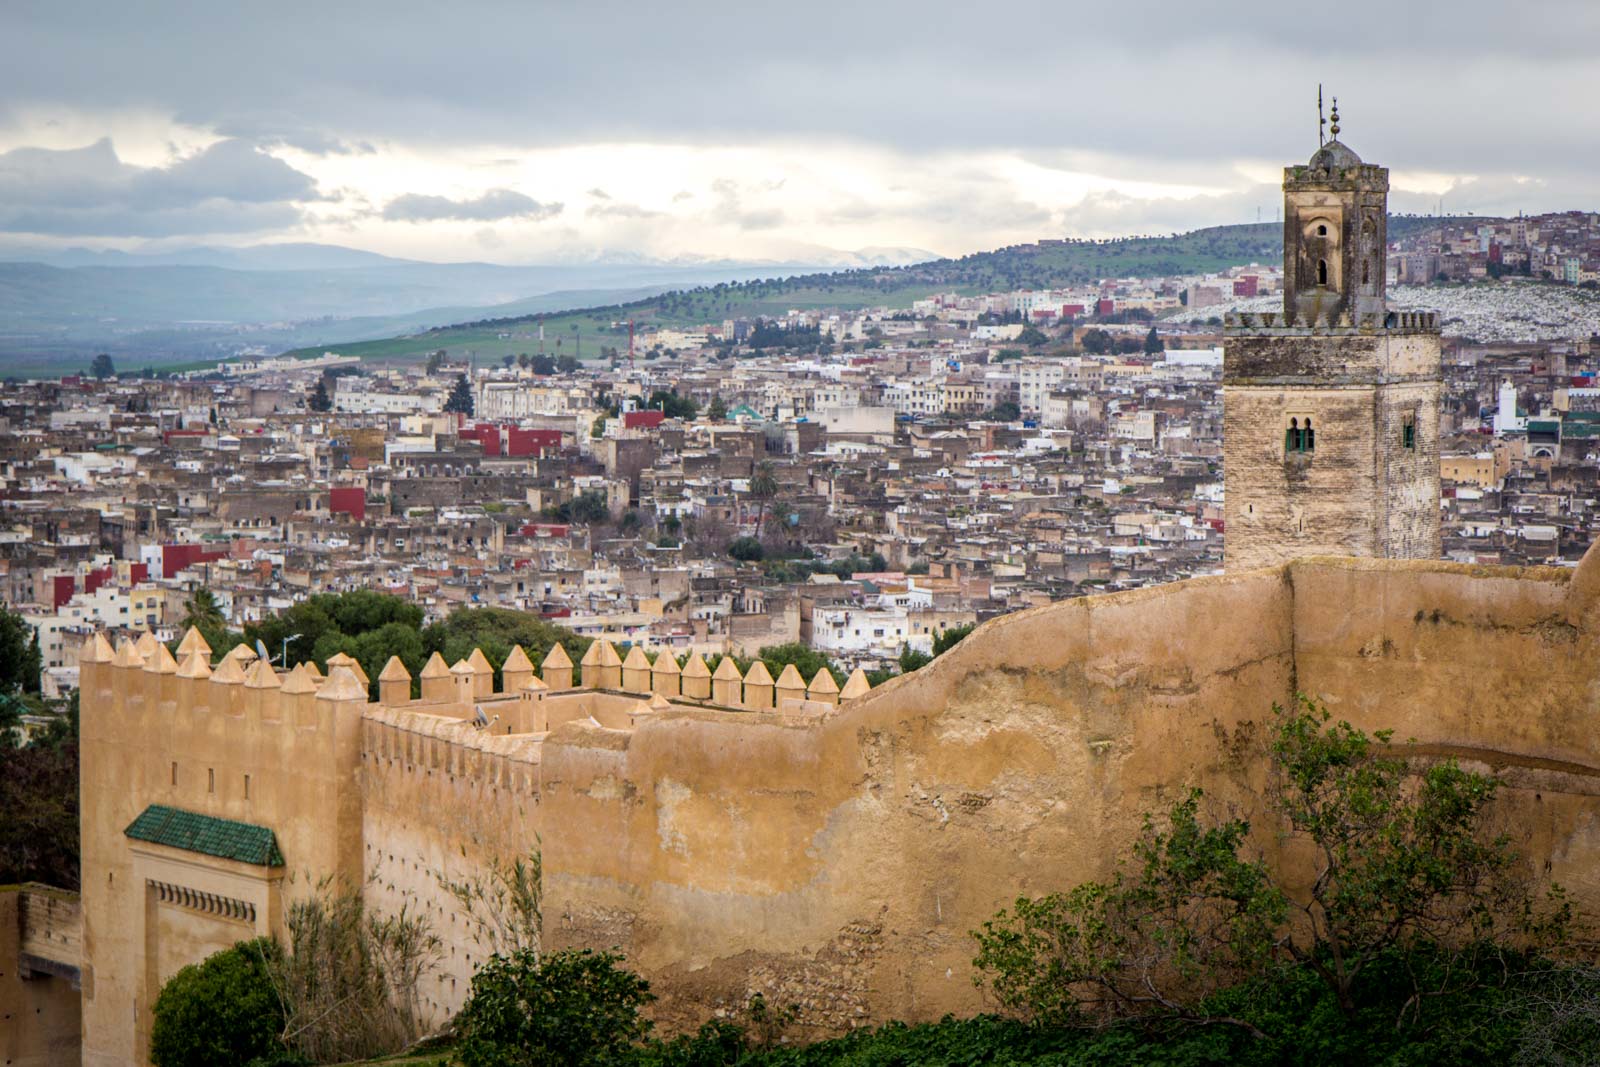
(775, 664), (806, 690)
(281, 663), (317, 694)
(113, 640), (144, 669)
(502, 645), (534, 673)
(244, 658), (281, 690)
(224, 643), (257, 665)
(621, 646), (651, 671)
(651, 653), (681, 676)
(543, 643), (573, 671)
(210, 654), (247, 685)
(135, 631), (160, 661)
(319, 664), (368, 702)
(521, 673), (550, 693)
(420, 651), (451, 679)
(596, 640), (622, 668)
(682, 653), (711, 679)
(81, 633), (114, 663)
(712, 656), (743, 681)
(325, 651), (369, 687)
(146, 643), (179, 675)
(466, 647), (493, 674)
(743, 660), (774, 687)
(840, 668), (872, 701)
(450, 659), (474, 678)
(808, 668), (840, 696)
(302, 660), (324, 680)
(648, 692), (673, 711)
(176, 626), (212, 659)
(579, 641), (601, 667)
(176, 649), (212, 679)
(379, 656), (412, 683)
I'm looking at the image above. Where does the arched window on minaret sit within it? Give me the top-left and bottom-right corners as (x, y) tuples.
(1286, 418), (1299, 453)
(1304, 418), (1315, 452)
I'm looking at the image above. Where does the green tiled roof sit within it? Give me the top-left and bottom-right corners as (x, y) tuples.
(124, 805), (284, 867)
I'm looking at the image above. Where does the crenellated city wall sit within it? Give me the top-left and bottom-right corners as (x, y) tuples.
(78, 547), (1600, 1061)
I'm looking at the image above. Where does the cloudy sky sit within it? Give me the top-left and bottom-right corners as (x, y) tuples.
(2, 1), (1595, 265)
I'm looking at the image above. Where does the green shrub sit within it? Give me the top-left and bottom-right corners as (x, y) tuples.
(150, 938), (286, 1067)
(458, 948), (654, 1067)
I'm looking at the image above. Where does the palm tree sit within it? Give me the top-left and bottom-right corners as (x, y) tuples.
(749, 461), (779, 541)
(180, 588), (225, 634)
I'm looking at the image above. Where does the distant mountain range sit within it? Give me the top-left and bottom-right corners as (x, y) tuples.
(0, 222), (1461, 377)
(0, 240), (942, 376)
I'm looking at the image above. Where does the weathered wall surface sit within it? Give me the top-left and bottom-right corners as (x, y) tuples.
(79, 548), (1600, 1057)
(0, 888), (81, 1067)
(1223, 327), (1442, 570)
(360, 707), (543, 1026)
(543, 570), (1298, 1033)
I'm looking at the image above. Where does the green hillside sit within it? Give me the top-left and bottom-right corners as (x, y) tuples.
(284, 217), (1448, 365)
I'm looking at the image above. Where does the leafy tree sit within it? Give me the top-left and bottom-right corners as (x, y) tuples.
(0, 693), (79, 887)
(307, 378), (332, 413)
(1081, 329), (1111, 355)
(178, 588), (236, 658)
(90, 352), (116, 379)
(728, 536), (764, 562)
(974, 789), (1285, 1029)
(503, 355), (516, 369)
(1143, 325), (1163, 355)
(458, 948), (654, 1067)
(150, 939), (287, 1067)
(898, 645), (933, 673)
(518, 353), (531, 370)
(1017, 325), (1049, 347)
(422, 607), (588, 684)
(1268, 697), (1556, 1018)
(445, 373), (475, 416)
(647, 390), (699, 420)
(754, 642), (842, 688)
(531, 354), (556, 375)
(556, 355), (580, 374)
(933, 622), (976, 656)
(706, 395), (728, 421)
(570, 490), (610, 525)
(425, 350), (446, 374)
(0, 605), (42, 694)
(973, 698), (1567, 1032)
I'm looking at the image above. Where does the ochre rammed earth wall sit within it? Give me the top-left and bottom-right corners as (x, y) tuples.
(541, 553), (1600, 1034)
(80, 548), (1600, 1060)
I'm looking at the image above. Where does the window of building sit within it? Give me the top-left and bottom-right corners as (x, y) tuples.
(1317, 260), (1329, 286)
(244, 774), (251, 800)
(1403, 422), (1416, 450)
(1286, 417), (1315, 454)
(208, 768), (215, 794)
(170, 762), (177, 786)
(1317, 224), (1328, 236)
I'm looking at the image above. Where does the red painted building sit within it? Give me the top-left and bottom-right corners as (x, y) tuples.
(329, 487), (367, 523)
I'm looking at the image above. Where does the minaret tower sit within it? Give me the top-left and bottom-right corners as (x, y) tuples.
(1223, 99), (1442, 570)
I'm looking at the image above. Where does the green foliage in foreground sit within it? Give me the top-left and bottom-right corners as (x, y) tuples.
(459, 948), (654, 1067)
(150, 938), (288, 1067)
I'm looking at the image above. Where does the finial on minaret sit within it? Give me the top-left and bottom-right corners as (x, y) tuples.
(1329, 97), (1340, 139)
(1318, 85), (1325, 145)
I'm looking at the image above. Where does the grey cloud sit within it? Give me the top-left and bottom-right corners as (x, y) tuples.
(0, 137), (324, 237)
(586, 201), (661, 220)
(381, 188), (562, 223)
(5, 2), (1600, 246)
(587, 187), (611, 200)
